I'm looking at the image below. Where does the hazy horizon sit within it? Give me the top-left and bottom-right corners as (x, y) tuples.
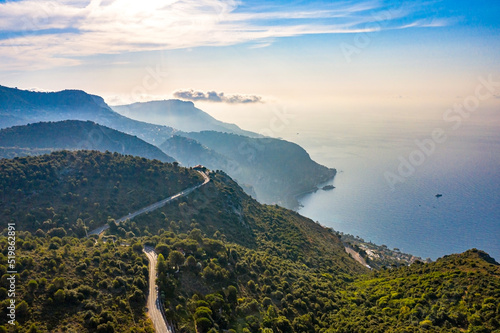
(1, 0), (499, 259)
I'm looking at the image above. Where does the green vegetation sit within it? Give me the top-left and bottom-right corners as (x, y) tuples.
(0, 85), (337, 207)
(0, 150), (202, 233)
(0, 232), (153, 332)
(0, 151), (498, 332)
(0, 148), (55, 160)
(172, 131), (336, 208)
(128, 170), (361, 274)
(0, 120), (174, 162)
(322, 249), (500, 332)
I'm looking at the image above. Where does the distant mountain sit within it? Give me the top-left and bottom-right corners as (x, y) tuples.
(160, 135), (232, 168)
(0, 114), (26, 128)
(111, 100), (260, 137)
(160, 135), (258, 198)
(0, 120), (174, 162)
(165, 131), (336, 208)
(0, 85), (334, 208)
(3, 151), (498, 332)
(0, 85), (177, 145)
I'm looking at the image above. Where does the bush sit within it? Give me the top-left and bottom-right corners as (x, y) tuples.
(54, 289), (66, 303)
(196, 317), (212, 333)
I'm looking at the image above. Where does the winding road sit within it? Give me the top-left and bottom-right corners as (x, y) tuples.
(86, 170), (209, 332)
(88, 170), (210, 236)
(144, 246), (173, 333)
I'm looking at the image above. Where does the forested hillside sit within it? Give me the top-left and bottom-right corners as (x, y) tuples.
(0, 232), (154, 332)
(0, 152), (498, 332)
(0, 120), (174, 162)
(0, 85), (335, 208)
(169, 131), (336, 208)
(0, 151), (201, 233)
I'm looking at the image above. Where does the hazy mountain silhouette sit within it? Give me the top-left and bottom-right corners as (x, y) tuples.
(0, 120), (174, 162)
(0, 85), (177, 145)
(112, 100), (260, 137)
(0, 85), (334, 207)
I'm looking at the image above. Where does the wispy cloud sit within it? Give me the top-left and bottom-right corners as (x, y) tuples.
(174, 89), (263, 104)
(0, 0), (450, 70)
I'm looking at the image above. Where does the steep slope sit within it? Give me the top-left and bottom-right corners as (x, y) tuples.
(0, 120), (174, 162)
(132, 170), (362, 274)
(0, 152), (498, 333)
(0, 233), (153, 332)
(112, 100), (260, 137)
(0, 150), (202, 233)
(160, 135), (231, 168)
(322, 249), (500, 332)
(0, 85), (335, 207)
(159, 135), (258, 198)
(0, 85), (176, 145)
(177, 131), (336, 208)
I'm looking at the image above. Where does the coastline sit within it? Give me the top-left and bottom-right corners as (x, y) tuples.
(288, 168), (337, 210)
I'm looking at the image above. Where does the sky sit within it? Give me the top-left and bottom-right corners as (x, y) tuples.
(0, 0), (499, 131)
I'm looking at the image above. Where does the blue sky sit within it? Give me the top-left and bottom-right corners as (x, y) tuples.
(0, 0), (499, 119)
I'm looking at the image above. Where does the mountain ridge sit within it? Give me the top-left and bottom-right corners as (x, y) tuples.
(0, 84), (334, 208)
(0, 120), (175, 162)
(0, 85), (177, 145)
(112, 100), (260, 137)
(0, 151), (498, 332)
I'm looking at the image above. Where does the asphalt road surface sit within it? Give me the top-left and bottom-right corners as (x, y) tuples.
(144, 246), (172, 333)
(88, 170), (209, 236)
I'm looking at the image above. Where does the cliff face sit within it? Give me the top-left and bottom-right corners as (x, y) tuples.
(0, 85), (334, 208)
(167, 131), (336, 208)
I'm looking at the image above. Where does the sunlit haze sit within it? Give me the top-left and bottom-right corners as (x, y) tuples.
(1, 0), (500, 259)
(1, 0), (499, 126)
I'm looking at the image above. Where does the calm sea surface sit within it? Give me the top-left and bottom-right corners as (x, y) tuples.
(278, 108), (500, 261)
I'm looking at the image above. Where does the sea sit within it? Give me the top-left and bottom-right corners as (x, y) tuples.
(273, 106), (500, 261)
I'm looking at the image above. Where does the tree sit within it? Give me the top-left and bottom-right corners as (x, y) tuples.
(131, 241), (142, 253)
(189, 228), (203, 243)
(155, 243), (170, 257)
(47, 227), (67, 238)
(185, 255), (197, 269)
(247, 280), (256, 292)
(27, 323), (40, 333)
(74, 218), (87, 237)
(196, 317), (212, 333)
(227, 285), (238, 304)
(157, 253), (167, 273)
(276, 316), (293, 333)
(54, 289), (66, 303)
(108, 219), (118, 232)
(53, 277), (65, 289)
(27, 279), (38, 293)
(16, 300), (29, 318)
(168, 251), (184, 270)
